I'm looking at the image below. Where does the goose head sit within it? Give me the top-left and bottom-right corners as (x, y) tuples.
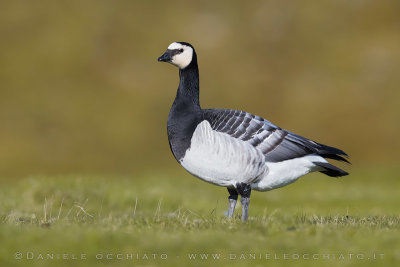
(158, 42), (195, 69)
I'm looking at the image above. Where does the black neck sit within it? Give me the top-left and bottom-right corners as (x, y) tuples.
(167, 53), (203, 161)
(175, 57), (200, 107)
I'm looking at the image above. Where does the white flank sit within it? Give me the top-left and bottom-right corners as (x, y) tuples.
(251, 154), (327, 191)
(181, 120), (266, 187)
(168, 42), (193, 69)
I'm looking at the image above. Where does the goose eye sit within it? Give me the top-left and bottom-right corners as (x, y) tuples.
(179, 49), (184, 53)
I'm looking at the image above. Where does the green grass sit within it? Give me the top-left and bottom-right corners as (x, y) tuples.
(1, 166), (399, 267)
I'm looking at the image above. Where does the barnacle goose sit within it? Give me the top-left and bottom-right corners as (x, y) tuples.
(158, 42), (349, 221)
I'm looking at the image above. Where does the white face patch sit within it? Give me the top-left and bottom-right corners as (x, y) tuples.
(167, 42), (193, 69)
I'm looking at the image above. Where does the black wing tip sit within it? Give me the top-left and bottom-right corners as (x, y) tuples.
(323, 154), (351, 164)
(314, 143), (351, 164)
(286, 133), (350, 162)
(318, 143), (347, 156)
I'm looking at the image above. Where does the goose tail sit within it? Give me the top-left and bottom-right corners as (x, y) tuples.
(313, 162), (349, 177)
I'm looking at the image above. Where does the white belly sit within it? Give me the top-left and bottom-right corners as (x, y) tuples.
(180, 120), (266, 187)
(251, 154), (326, 191)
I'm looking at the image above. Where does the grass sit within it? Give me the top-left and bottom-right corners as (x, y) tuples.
(1, 166), (399, 267)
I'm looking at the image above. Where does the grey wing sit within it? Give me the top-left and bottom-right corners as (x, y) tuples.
(203, 109), (348, 163)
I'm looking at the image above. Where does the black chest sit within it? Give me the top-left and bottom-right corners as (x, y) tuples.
(167, 101), (202, 161)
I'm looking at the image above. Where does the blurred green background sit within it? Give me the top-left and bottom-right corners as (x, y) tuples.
(0, 0), (399, 178)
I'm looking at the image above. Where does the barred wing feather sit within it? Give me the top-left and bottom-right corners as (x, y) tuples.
(203, 109), (348, 163)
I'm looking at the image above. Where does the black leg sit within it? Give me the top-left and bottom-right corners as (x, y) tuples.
(236, 183), (251, 222)
(227, 187), (238, 218)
